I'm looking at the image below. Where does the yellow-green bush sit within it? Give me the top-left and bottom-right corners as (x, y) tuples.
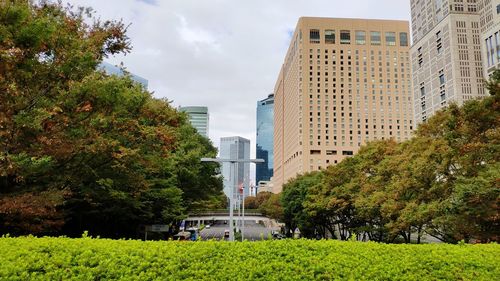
(0, 237), (498, 280)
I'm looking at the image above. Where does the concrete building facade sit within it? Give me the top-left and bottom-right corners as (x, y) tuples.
(256, 94), (275, 186)
(410, 0), (487, 124)
(179, 106), (209, 137)
(272, 17), (414, 193)
(478, 0), (500, 76)
(219, 137), (251, 199)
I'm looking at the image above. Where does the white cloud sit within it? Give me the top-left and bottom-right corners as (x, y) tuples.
(176, 14), (221, 53)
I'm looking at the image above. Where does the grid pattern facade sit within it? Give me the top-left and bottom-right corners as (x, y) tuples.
(256, 94), (274, 184)
(179, 106), (209, 137)
(478, 0), (500, 76)
(411, 0), (487, 124)
(272, 17), (413, 193)
(220, 137), (251, 198)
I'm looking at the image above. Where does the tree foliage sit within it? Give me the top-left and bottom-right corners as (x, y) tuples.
(281, 172), (323, 238)
(244, 191), (272, 210)
(0, 1), (222, 238)
(281, 73), (500, 243)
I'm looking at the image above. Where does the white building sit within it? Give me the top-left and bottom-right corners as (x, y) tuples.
(410, 0), (487, 124)
(479, 0), (500, 77)
(219, 137), (251, 200)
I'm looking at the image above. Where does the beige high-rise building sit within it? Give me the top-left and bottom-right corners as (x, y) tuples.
(410, 0), (487, 124)
(478, 0), (500, 76)
(272, 17), (414, 193)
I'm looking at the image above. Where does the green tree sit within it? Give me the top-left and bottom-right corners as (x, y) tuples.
(346, 140), (398, 242)
(413, 75), (499, 242)
(444, 163), (500, 242)
(259, 193), (283, 221)
(0, 1), (222, 238)
(244, 191), (272, 210)
(379, 137), (453, 243)
(281, 172), (323, 238)
(305, 159), (359, 240)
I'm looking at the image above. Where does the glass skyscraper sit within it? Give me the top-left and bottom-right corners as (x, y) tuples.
(256, 94), (274, 185)
(99, 62), (148, 88)
(220, 136), (251, 199)
(179, 106), (209, 138)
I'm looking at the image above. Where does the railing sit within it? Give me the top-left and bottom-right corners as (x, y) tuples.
(188, 209), (263, 217)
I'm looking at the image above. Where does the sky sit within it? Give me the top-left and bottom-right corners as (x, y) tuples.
(65, 0), (411, 181)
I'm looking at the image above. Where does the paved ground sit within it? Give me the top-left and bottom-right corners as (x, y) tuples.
(200, 221), (275, 241)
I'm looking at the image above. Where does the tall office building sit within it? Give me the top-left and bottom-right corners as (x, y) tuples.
(220, 137), (251, 199)
(410, 0), (487, 124)
(272, 17), (413, 193)
(478, 0), (500, 77)
(179, 106), (209, 137)
(99, 62), (148, 88)
(256, 94), (274, 185)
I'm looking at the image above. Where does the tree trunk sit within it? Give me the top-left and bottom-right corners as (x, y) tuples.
(417, 225), (422, 244)
(325, 225), (336, 240)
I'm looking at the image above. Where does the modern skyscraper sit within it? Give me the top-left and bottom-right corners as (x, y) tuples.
(478, 0), (500, 77)
(410, 0), (487, 124)
(272, 17), (413, 193)
(256, 94), (274, 185)
(179, 106), (209, 137)
(99, 62), (148, 88)
(220, 137), (251, 198)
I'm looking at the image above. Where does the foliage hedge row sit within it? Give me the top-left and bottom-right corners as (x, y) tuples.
(0, 237), (498, 280)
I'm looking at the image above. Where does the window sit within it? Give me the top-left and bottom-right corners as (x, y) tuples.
(418, 47), (423, 67)
(399, 32), (408, 46)
(342, 150), (353, 156)
(439, 70), (445, 85)
(486, 37), (495, 66)
(497, 4), (500, 14)
(340, 30), (351, 44)
(436, 31), (442, 54)
(420, 83), (425, 97)
(370, 31), (381, 45)
(310, 29), (320, 44)
(496, 32), (500, 61)
(435, 0), (443, 10)
(325, 30), (335, 44)
(326, 150), (337, 155)
(385, 32), (396, 46)
(355, 31), (366, 45)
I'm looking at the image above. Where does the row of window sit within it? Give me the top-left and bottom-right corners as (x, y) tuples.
(485, 31), (500, 67)
(305, 135), (408, 145)
(309, 29), (408, 47)
(310, 150), (353, 156)
(419, 69), (446, 94)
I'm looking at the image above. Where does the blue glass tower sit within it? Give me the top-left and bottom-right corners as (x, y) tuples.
(256, 94), (274, 185)
(99, 62), (148, 89)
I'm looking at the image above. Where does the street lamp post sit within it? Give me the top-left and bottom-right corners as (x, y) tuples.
(241, 190), (245, 241)
(201, 157), (264, 241)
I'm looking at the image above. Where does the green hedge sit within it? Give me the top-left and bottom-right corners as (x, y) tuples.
(0, 237), (498, 280)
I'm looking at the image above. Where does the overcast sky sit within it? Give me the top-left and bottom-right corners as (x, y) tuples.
(66, 0), (411, 180)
